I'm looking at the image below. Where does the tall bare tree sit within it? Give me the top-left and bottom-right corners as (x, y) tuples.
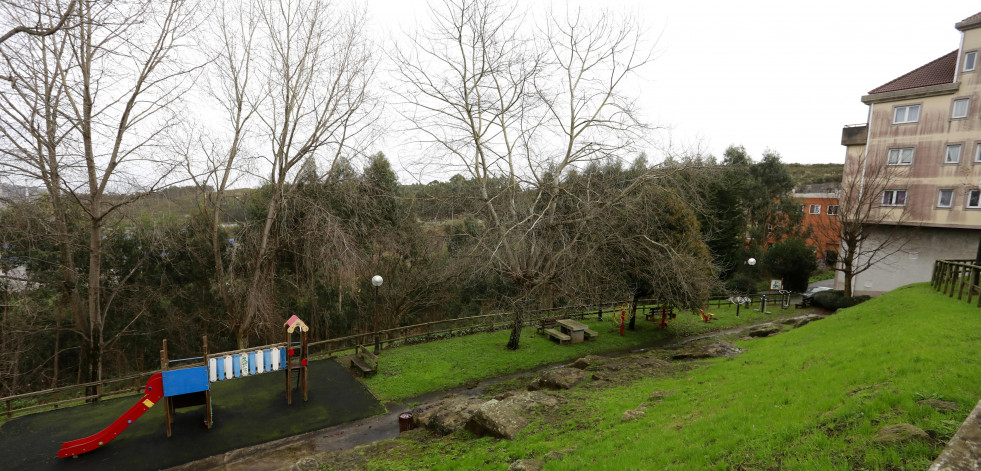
(812, 150), (911, 297)
(196, 0), (378, 348)
(397, 0), (660, 349)
(0, 0), (198, 386)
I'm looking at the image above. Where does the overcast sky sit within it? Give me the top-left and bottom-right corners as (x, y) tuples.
(368, 1), (981, 180)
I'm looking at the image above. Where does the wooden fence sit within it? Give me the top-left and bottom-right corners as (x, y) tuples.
(0, 293), (783, 419)
(932, 259), (981, 306)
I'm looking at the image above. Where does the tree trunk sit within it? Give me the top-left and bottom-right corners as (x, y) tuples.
(628, 291), (639, 331)
(507, 310), (522, 350)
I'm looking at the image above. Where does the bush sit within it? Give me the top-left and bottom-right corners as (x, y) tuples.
(812, 290), (871, 311)
(762, 238), (817, 292)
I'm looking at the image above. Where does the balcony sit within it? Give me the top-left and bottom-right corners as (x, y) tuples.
(841, 124), (868, 146)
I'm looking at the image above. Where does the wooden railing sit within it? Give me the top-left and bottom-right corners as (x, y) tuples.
(932, 259), (981, 306)
(0, 293), (782, 420)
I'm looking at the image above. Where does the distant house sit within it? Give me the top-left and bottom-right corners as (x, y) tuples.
(837, 11), (981, 295)
(0, 183), (43, 206)
(794, 183), (840, 265)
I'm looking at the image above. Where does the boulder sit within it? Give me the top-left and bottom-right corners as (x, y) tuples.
(648, 390), (673, 402)
(571, 355), (604, 369)
(918, 398), (960, 412)
(465, 392), (558, 440)
(466, 399), (529, 439)
(293, 458), (320, 471)
(671, 341), (742, 360)
(747, 323), (781, 338)
(413, 396), (485, 435)
(529, 367), (591, 390)
(873, 423), (930, 444)
(622, 409), (645, 421)
(508, 459), (546, 471)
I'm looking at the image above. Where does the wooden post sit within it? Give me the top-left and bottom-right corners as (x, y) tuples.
(161, 339), (172, 438)
(203, 335), (212, 429)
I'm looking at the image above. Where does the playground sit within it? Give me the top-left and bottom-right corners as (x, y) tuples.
(0, 357), (384, 471)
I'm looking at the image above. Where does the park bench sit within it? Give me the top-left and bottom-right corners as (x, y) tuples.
(544, 328), (571, 345)
(537, 317), (559, 334)
(795, 297), (813, 309)
(347, 345), (378, 377)
(583, 328), (598, 340)
(645, 305), (674, 321)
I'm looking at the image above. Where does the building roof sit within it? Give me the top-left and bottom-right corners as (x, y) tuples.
(867, 50), (958, 95)
(956, 11), (981, 31)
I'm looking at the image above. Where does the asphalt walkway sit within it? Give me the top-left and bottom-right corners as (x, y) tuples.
(0, 358), (384, 471)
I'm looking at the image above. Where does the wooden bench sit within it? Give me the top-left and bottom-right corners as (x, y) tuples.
(645, 305), (674, 321)
(347, 345), (378, 377)
(544, 328), (571, 345)
(537, 317), (559, 334)
(795, 297), (813, 309)
(583, 328), (598, 340)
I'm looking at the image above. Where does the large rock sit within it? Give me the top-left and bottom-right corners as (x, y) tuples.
(919, 398), (960, 412)
(529, 367), (591, 390)
(747, 323), (781, 338)
(413, 396), (485, 435)
(571, 355), (605, 369)
(466, 399), (529, 439)
(873, 423), (930, 444)
(671, 341), (742, 360)
(465, 392), (558, 440)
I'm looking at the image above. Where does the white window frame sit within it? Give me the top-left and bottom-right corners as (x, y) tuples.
(968, 190), (981, 209)
(938, 189), (954, 208)
(882, 189), (907, 207)
(952, 98), (970, 119)
(826, 205), (839, 215)
(893, 105), (921, 124)
(887, 147), (914, 165)
(808, 204), (821, 215)
(965, 51), (978, 72)
(974, 142), (981, 163)
(946, 144), (963, 163)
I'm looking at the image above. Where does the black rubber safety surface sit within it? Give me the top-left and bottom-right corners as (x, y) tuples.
(0, 358), (385, 471)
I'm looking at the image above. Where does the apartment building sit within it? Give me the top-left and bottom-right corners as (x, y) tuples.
(837, 11), (981, 296)
(795, 183), (840, 265)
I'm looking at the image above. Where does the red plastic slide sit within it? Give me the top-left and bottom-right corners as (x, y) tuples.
(57, 373), (164, 458)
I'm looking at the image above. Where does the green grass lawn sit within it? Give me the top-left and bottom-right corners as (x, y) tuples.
(353, 283), (981, 470)
(365, 303), (785, 402)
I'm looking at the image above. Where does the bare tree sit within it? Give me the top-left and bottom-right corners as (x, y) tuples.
(199, 0), (378, 348)
(396, 0), (658, 349)
(0, 0), (199, 387)
(811, 150), (912, 297)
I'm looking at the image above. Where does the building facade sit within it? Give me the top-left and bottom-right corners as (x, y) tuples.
(795, 184), (840, 264)
(837, 11), (981, 295)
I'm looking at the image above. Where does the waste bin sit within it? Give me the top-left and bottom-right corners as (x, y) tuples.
(398, 413), (415, 433)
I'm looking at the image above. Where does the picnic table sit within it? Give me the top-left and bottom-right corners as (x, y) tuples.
(556, 319), (598, 343)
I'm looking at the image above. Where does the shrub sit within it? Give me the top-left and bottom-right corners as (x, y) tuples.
(812, 290), (871, 311)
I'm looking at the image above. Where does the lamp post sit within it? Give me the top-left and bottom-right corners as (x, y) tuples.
(747, 257), (757, 311)
(371, 275), (383, 354)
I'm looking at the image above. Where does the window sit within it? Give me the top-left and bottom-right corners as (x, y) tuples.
(969, 190), (981, 208)
(953, 98), (970, 118)
(938, 189), (954, 208)
(893, 105), (920, 123)
(887, 147), (914, 165)
(946, 144), (962, 163)
(965, 51), (977, 71)
(882, 190), (907, 206)
(797, 204), (804, 213)
(975, 143), (981, 162)
(808, 204), (821, 214)
(827, 205), (839, 215)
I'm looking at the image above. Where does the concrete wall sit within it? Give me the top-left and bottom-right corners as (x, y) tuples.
(834, 225), (979, 296)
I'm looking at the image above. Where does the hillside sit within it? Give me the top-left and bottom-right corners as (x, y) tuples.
(309, 283), (980, 470)
(786, 162), (843, 190)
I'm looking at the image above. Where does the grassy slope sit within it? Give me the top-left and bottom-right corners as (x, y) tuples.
(357, 284), (981, 470)
(365, 303), (780, 402)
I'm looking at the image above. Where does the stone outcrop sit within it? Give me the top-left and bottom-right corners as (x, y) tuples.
(464, 391), (558, 440)
(873, 423), (930, 444)
(747, 323), (781, 338)
(508, 459), (545, 470)
(528, 367), (591, 390)
(671, 341), (742, 360)
(413, 396), (485, 435)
